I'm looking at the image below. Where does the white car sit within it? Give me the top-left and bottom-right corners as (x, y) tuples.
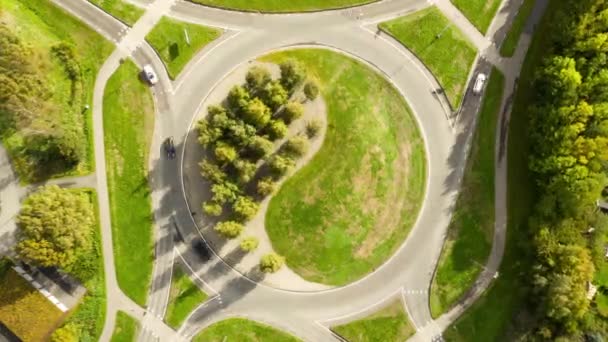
(472, 73), (487, 95)
(142, 64), (158, 85)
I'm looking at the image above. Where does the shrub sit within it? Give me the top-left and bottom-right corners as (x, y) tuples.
(233, 196), (259, 222)
(233, 159), (257, 184)
(268, 155), (295, 176)
(246, 66), (271, 93)
(200, 160), (226, 183)
(304, 79), (320, 101)
(17, 185), (94, 270)
(214, 142), (237, 163)
(282, 102), (304, 123)
(266, 120), (288, 140)
(257, 177), (276, 196)
(51, 323), (79, 342)
(242, 98), (271, 128)
(214, 221), (244, 239)
(279, 60), (306, 92)
(240, 236), (260, 252)
(248, 136), (274, 159)
(211, 181), (239, 204)
(225, 119), (257, 147)
(202, 201), (222, 217)
(227, 85), (251, 112)
(260, 253), (285, 273)
(284, 135), (309, 157)
(306, 120), (322, 138)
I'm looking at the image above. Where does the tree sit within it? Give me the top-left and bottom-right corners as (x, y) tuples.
(268, 155), (295, 176)
(284, 135), (309, 157)
(227, 85), (251, 112)
(242, 98), (271, 128)
(306, 120), (322, 138)
(261, 80), (288, 111)
(246, 66), (272, 93)
(211, 181), (239, 204)
(233, 159), (257, 184)
(304, 79), (320, 101)
(16, 185), (94, 270)
(197, 120), (223, 147)
(225, 119), (257, 147)
(214, 142), (237, 163)
(248, 136), (274, 159)
(282, 101), (304, 123)
(203, 201), (222, 217)
(266, 119), (288, 140)
(233, 196), (259, 221)
(240, 236), (260, 252)
(200, 160), (226, 183)
(51, 323), (79, 342)
(279, 60), (306, 92)
(257, 177), (276, 196)
(214, 221), (244, 238)
(260, 253), (285, 273)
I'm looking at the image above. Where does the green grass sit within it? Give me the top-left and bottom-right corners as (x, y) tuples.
(262, 49), (426, 285)
(430, 68), (504, 318)
(188, 0), (376, 12)
(146, 16), (221, 79)
(500, 0), (536, 57)
(88, 0), (144, 26)
(443, 2), (558, 340)
(103, 60), (155, 306)
(332, 299), (415, 342)
(450, 0), (502, 34)
(54, 189), (107, 341)
(380, 6), (477, 110)
(0, 0), (114, 183)
(111, 311), (139, 342)
(194, 318), (301, 342)
(165, 267), (209, 329)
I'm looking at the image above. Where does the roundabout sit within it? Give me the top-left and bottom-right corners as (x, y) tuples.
(41, 0), (538, 340)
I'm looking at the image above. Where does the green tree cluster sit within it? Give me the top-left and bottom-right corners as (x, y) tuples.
(196, 63), (312, 245)
(16, 185), (94, 271)
(525, 0), (608, 337)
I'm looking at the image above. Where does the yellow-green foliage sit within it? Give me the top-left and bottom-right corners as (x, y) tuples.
(0, 268), (64, 341)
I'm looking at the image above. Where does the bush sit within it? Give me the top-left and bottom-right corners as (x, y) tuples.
(214, 221), (244, 239)
(240, 236), (260, 252)
(304, 79), (320, 101)
(233, 196), (259, 222)
(211, 181), (239, 204)
(282, 102), (304, 123)
(279, 60), (305, 92)
(17, 185), (94, 270)
(51, 323), (79, 342)
(197, 120), (223, 147)
(260, 253), (285, 273)
(200, 160), (226, 183)
(266, 119), (288, 140)
(284, 135), (309, 157)
(268, 155), (295, 176)
(261, 80), (288, 111)
(246, 66), (272, 94)
(233, 159), (257, 184)
(227, 85), (251, 113)
(214, 142), (237, 163)
(306, 120), (322, 138)
(256, 177), (276, 196)
(242, 98), (271, 128)
(202, 201), (222, 217)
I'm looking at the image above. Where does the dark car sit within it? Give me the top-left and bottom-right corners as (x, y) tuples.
(165, 137), (176, 159)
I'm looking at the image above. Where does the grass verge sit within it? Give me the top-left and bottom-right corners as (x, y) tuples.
(0, 0), (113, 183)
(430, 68), (504, 318)
(380, 6), (477, 110)
(104, 60), (155, 306)
(500, 0), (536, 57)
(165, 266), (209, 329)
(450, 0), (502, 34)
(111, 311), (139, 342)
(443, 2), (558, 340)
(262, 49), (426, 285)
(194, 318), (301, 342)
(0, 261), (65, 342)
(88, 0), (144, 26)
(53, 189), (107, 341)
(332, 299), (415, 341)
(146, 16), (222, 80)
(188, 0), (376, 12)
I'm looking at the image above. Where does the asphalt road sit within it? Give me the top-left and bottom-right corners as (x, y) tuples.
(43, 0), (548, 341)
